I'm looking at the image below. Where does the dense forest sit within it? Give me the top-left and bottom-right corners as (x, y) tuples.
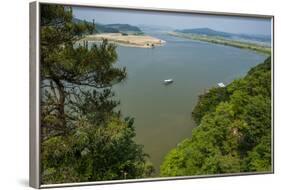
(160, 57), (271, 176)
(40, 4), (153, 184)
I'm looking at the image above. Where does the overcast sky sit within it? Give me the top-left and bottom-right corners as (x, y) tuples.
(73, 6), (271, 36)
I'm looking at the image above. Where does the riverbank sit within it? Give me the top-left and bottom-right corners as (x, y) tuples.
(81, 33), (166, 48)
(168, 32), (271, 55)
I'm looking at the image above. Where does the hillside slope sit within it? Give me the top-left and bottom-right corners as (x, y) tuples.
(160, 57), (272, 176)
(73, 18), (143, 34)
(175, 27), (271, 43)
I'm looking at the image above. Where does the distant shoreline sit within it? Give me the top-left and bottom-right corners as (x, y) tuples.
(80, 33), (166, 48)
(168, 32), (271, 55)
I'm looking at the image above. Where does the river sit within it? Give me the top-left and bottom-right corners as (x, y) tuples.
(113, 31), (267, 174)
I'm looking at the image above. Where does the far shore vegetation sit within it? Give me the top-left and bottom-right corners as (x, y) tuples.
(169, 31), (271, 55)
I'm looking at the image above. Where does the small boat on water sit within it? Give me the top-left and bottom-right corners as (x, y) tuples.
(164, 79), (174, 85)
(217, 82), (226, 88)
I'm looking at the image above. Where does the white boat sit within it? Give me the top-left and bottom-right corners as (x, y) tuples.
(164, 79), (174, 84)
(217, 82), (226, 88)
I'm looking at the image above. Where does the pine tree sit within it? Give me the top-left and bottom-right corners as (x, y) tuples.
(40, 4), (154, 184)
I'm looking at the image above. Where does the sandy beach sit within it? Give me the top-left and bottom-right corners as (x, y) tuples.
(81, 33), (166, 48)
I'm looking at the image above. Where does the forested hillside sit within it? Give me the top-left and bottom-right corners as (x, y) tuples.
(73, 18), (143, 34)
(160, 57), (271, 176)
(175, 27), (271, 43)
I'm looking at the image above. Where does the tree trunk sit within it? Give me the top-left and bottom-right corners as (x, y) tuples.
(53, 79), (67, 134)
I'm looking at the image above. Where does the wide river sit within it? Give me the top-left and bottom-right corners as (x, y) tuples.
(113, 32), (267, 174)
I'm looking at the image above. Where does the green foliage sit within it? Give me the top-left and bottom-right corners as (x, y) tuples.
(42, 117), (154, 183)
(161, 57), (272, 176)
(244, 133), (271, 172)
(40, 4), (153, 184)
(192, 87), (229, 125)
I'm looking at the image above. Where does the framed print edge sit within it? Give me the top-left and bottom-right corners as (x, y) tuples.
(271, 16), (275, 174)
(29, 0), (274, 188)
(36, 0), (274, 18)
(30, 1), (41, 189)
(39, 171), (273, 189)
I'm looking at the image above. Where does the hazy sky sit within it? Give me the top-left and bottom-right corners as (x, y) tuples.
(73, 6), (271, 35)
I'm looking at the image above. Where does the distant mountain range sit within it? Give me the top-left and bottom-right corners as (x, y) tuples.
(175, 27), (271, 43)
(176, 28), (231, 37)
(104, 24), (142, 33)
(73, 18), (143, 34)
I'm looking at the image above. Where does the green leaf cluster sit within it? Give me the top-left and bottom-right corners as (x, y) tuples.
(42, 117), (154, 183)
